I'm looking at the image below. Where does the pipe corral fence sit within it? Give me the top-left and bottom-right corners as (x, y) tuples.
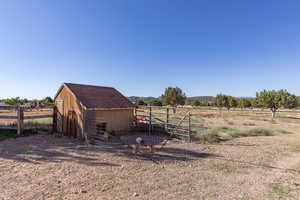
(134, 105), (300, 142)
(134, 106), (195, 142)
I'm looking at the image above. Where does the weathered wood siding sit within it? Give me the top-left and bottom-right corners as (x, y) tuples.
(85, 109), (134, 136)
(55, 86), (84, 138)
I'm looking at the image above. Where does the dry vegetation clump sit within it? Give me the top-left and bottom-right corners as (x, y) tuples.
(268, 183), (291, 199)
(242, 122), (256, 126)
(289, 144), (300, 152)
(194, 126), (271, 143)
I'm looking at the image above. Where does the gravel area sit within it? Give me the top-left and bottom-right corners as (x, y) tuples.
(0, 131), (300, 200)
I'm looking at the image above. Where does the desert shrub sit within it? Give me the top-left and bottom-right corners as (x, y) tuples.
(196, 126), (238, 143)
(268, 183), (290, 198)
(289, 144), (300, 152)
(213, 126), (232, 131)
(278, 129), (292, 134)
(136, 100), (147, 106)
(197, 129), (221, 143)
(242, 122), (256, 126)
(195, 127), (271, 143)
(191, 100), (201, 107)
(149, 100), (163, 106)
(245, 128), (271, 136)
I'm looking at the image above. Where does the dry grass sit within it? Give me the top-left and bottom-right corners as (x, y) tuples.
(290, 144), (300, 152)
(268, 183), (291, 199)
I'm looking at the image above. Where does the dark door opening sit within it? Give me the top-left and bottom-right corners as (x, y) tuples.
(96, 122), (107, 135)
(67, 111), (77, 137)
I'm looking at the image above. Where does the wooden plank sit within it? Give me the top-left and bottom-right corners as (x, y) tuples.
(0, 116), (17, 119)
(24, 115), (53, 119)
(136, 114), (149, 118)
(0, 126), (17, 130)
(0, 106), (16, 110)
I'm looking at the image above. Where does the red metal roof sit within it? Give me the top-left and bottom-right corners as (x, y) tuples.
(64, 83), (135, 110)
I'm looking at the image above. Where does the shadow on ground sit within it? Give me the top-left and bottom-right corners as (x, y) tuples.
(0, 134), (218, 166)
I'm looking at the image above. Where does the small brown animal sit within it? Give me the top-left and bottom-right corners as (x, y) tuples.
(148, 145), (155, 153)
(132, 145), (141, 154)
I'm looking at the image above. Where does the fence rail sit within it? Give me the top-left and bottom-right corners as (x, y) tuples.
(0, 106), (53, 134)
(0, 116), (17, 119)
(24, 114), (53, 120)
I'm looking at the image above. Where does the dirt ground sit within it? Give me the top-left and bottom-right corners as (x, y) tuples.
(1, 110), (300, 200)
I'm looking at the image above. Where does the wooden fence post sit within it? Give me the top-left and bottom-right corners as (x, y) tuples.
(17, 106), (24, 135)
(149, 106), (152, 135)
(188, 112), (191, 142)
(52, 107), (57, 133)
(166, 108), (169, 131)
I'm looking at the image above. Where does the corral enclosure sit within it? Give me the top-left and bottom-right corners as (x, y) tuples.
(136, 106), (300, 142)
(1, 105), (300, 142)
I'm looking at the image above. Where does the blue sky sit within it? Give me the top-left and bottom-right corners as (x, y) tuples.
(0, 0), (300, 99)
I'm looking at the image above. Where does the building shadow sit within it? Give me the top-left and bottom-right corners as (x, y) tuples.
(0, 134), (218, 166)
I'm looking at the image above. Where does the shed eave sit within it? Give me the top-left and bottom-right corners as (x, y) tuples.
(85, 107), (135, 111)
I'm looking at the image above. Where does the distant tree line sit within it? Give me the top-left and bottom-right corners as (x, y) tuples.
(213, 90), (298, 118)
(133, 87), (299, 118)
(0, 96), (54, 107)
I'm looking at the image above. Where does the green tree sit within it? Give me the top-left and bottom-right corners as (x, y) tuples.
(42, 97), (54, 106)
(256, 89), (298, 118)
(214, 94), (237, 110)
(161, 87), (186, 107)
(161, 87), (186, 113)
(251, 98), (259, 108)
(237, 98), (251, 109)
(214, 94), (228, 109)
(43, 97), (54, 103)
(191, 100), (201, 107)
(149, 100), (163, 106)
(3, 97), (26, 105)
(136, 100), (147, 106)
(227, 96), (237, 110)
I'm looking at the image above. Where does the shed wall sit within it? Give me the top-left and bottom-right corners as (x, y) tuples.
(55, 87), (84, 138)
(84, 109), (134, 136)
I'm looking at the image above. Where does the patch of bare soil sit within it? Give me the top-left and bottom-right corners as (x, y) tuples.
(0, 133), (300, 200)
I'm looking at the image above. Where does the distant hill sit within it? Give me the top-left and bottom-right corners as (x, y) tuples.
(187, 96), (214, 102)
(127, 96), (214, 103)
(127, 96), (157, 103)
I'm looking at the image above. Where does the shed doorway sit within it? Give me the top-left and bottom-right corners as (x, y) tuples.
(67, 111), (77, 137)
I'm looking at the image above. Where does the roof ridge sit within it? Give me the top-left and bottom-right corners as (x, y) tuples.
(64, 83), (114, 89)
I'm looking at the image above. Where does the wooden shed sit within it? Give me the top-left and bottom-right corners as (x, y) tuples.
(53, 83), (135, 140)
